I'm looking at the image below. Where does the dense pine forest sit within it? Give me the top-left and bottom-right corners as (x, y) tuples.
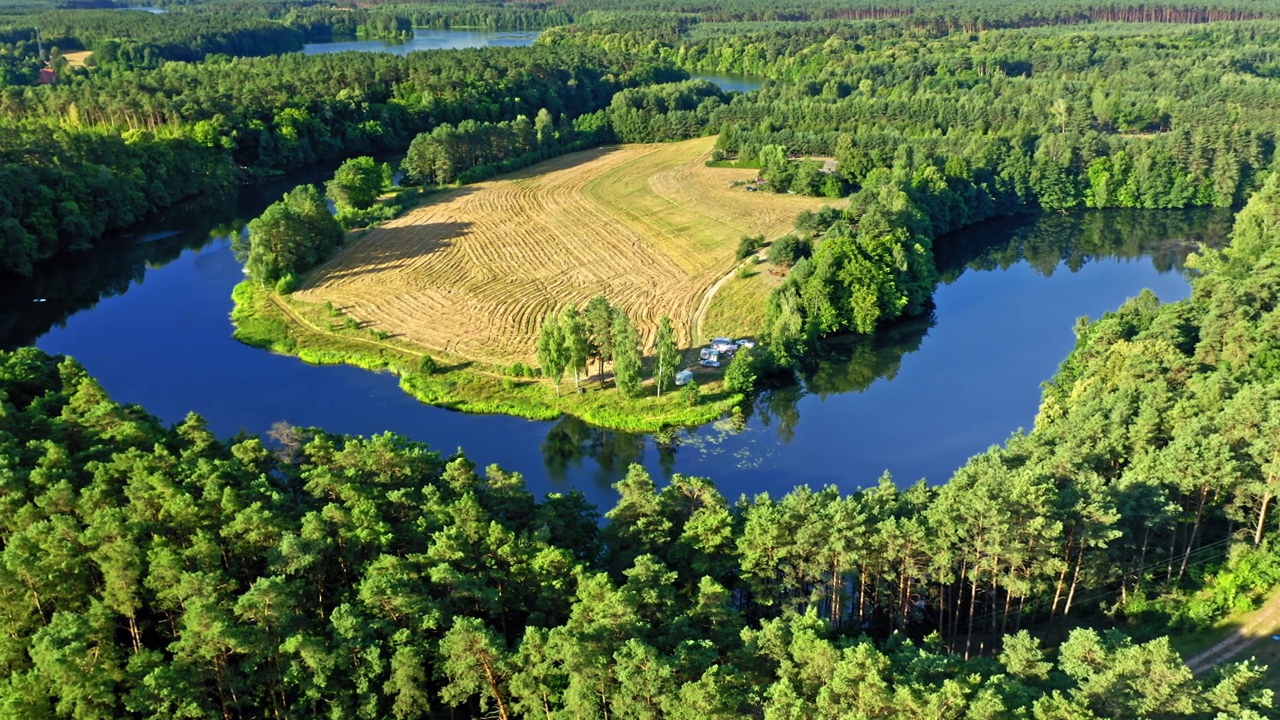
(0, 45), (677, 276)
(3, 182), (1280, 716)
(6, 0), (1280, 716)
(539, 17), (1280, 359)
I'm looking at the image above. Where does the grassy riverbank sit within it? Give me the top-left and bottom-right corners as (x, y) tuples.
(231, 281), (742, 432)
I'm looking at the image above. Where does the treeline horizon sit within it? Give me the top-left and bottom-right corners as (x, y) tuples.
(0, 44), (680, 277)
(536, 18), (1280, 358)
(6, 0), (1280, 282)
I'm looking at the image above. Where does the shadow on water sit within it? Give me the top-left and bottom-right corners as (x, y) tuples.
(0, 161), (355, 351)
(0, 190), (241, 350)
(798, 312), (935, 400)
(542, 416), (648, 491)
(935, 207), (1234, 281)
(537, 208), (1233, 484)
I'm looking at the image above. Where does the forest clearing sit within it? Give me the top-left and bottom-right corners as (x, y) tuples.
(60, 50), (92, 67)
(295, 136), (827, 364)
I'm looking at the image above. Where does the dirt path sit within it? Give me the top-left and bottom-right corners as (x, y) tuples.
(692, 258), (746, 344)
(268, 294), (518, 382)
(268, 294), (424, 359)
(1184, 585), (1280, 675)
(298, 138), (825, 364)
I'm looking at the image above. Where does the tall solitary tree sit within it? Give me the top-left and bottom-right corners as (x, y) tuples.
(653, 316), (679, 397)
(560, 305), (590, 389)
(536, 313), (568, 397)
(585, 296), (615, 388)
(534, 108), (555, 147)
(612, 309), (643, 398)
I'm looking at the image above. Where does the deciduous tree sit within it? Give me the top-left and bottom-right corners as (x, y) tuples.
(653, 316), (679, 397)
(536, 313), (568, 397)
(612, 309), (643, 397)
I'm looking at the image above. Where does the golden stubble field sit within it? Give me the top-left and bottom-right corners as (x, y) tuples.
(296, 136), (828, 364)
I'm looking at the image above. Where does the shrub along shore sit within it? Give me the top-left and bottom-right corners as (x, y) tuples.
(231, 281), (741, 432)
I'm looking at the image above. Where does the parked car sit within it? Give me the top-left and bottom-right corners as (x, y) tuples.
(735, 339), (757, 349)
(700, 359), (721, 368)
(675, 369), (694, 386)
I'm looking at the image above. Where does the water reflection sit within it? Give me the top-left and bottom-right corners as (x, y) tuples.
(799, 313), (935, 399)
(535, 208), (1232, 487)
(6, 184), (1234, 500)
(936, 208), (1234, 281)
(0, 192), (238, 350)
(542, 416), (646, 490)
(302, 29), (540, 56)
(0, 164), (342, 352)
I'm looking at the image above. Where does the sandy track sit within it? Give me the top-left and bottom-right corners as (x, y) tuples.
(1185, 586), (1280, 675)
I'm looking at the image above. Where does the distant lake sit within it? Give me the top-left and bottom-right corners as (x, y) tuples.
(121, 6), (167, 13)
(303, 29), (541, 55)
(301, 30), (764, 93)
(692, 74), (763, 93)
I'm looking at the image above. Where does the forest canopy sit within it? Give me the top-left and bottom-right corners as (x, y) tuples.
(5, 173), (1280, 718)
(7, 0), (1280, 716)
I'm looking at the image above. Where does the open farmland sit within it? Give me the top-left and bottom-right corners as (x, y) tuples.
(297, 136), (829, 364)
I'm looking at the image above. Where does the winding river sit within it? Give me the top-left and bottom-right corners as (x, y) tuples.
(3, 31), (1228, 508)
(3, 152), (1229, 510)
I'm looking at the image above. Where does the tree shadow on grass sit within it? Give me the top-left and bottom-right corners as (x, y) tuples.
(311, 218), (473, 283)
(495, 145), (622, 183)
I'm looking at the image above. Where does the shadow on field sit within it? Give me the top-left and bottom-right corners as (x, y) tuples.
(495, 145), (622, 183)
(320, 220), (472, 282)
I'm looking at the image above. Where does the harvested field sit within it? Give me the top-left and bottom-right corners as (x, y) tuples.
(61, 51), (92, 67)
(298, 136), (829, 364)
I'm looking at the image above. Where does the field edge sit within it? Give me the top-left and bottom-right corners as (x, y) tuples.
(230, 281), (744, 433)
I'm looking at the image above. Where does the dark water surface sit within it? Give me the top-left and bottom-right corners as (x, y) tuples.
(302, 29), (542, 55)
(301, 30), (764, 95)
(691, 74), (763, 93)
(4, 173), (1230, 509)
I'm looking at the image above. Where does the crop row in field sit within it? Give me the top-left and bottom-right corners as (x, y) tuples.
(297, 136), (828, 364)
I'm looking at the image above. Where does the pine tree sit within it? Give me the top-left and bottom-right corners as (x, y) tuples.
(585, 296), (615, 388)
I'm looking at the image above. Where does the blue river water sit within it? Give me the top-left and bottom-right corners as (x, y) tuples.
(3, 32), (1226, 508)
(9, 166), (1227, 511)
